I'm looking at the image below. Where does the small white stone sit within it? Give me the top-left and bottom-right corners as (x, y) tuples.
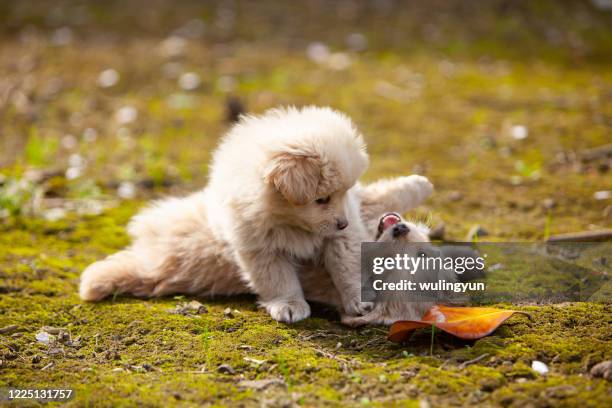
(178, 72), (201, 91)
(531, 360), (549, 375)
(36, 331), (52, 344)
(117, 181), (136, 199)
(594, 190), (612, 200)
(97, 69), (120, 88)
(306, 42), (330, 64)
(65, 167), (82, 180)
(511, 125), (528, 140)
(115, 106), (138, 124)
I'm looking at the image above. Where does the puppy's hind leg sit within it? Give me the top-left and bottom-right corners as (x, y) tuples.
(79, 250), (155, 301)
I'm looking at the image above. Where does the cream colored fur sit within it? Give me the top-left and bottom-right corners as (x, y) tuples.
(79, 106), (433, 324)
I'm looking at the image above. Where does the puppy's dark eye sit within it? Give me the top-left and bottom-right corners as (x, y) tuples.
(315, 196), (331, 205)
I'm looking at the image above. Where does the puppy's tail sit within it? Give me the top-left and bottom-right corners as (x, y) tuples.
(79, 250), (152, 301)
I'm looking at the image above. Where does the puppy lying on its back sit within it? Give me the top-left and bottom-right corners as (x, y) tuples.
(299, 212), (450, 326)
(80, 106), (433, 323)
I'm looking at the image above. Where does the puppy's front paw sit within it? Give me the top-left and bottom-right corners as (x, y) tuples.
(264, 298), (311, 323)
(343, 297), (374, 316)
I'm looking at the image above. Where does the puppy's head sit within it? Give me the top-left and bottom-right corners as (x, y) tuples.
(375, 212), (431, 243)
(263, 152), (353, 236)
(342, 212), (436, 327)
(262, 107), (368, 236)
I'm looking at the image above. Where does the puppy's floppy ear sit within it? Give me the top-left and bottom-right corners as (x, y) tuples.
(263, 153), (321, 205)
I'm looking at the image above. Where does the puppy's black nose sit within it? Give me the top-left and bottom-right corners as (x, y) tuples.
(392, 223), (409, 238)
(336, 219), (348, 230)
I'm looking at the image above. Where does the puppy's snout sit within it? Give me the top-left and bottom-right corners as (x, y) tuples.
(392, 223), (409, 238)
(336, 218), (348, 230)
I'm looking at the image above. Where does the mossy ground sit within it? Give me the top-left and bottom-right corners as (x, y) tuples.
(1, 1), (611, 406)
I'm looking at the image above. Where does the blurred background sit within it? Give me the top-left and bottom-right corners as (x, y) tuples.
(1, 0), (611, 239)
(0, 3), (611, 406)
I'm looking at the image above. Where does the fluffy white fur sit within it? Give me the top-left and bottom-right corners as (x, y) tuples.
(79, 106), (433, 324)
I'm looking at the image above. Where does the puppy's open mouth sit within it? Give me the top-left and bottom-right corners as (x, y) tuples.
(376, 212), (404, 240)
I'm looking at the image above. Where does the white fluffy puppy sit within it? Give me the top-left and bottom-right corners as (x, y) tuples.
(80, 106), (433, 323)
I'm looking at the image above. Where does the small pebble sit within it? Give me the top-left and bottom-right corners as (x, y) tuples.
(0, 324), (18, 334)
(531, 360), (549, 375)
(511, 125), (528, 140)
(590, 360), (612, 380)
(117, 181), (136, 199)
(187, 300), (208, 314)
(35, 331), (52, 344)
(306, 42), (330, 64)
(223, 307), (234, 318)
(115, 106), (138, 125)
(98, 69), (120, 88)
(594, 190), (612, 200)
(65, 166), (83, 180)
(217, 364), (235, 375)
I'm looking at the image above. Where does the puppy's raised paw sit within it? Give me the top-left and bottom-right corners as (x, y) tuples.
(401, 175), (434, 200)
(263, 297), (311, 323)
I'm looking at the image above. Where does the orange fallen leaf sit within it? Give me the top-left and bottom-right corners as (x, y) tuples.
(388, 305), (531, 343)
